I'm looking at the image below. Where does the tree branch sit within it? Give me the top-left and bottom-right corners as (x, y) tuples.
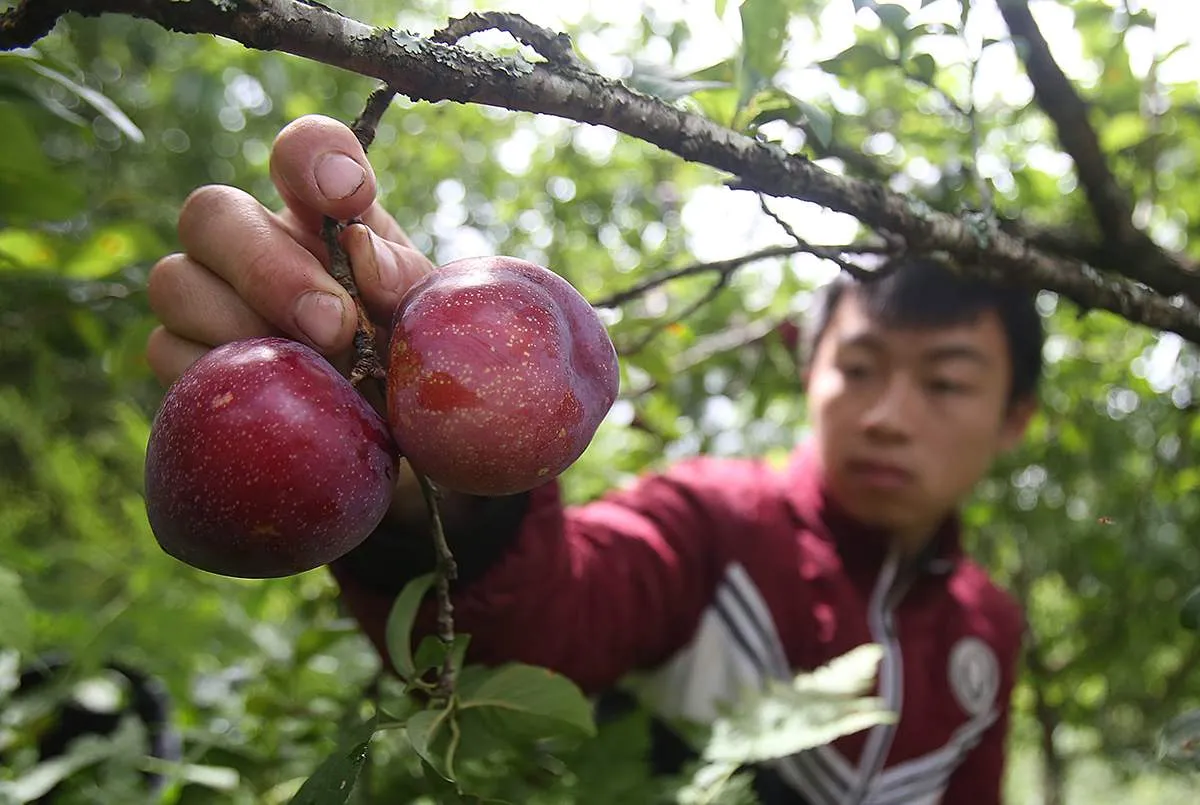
(593, 242), (888, 310)
(6, 0), (1200, 342)
(997, 0), (1200, 301)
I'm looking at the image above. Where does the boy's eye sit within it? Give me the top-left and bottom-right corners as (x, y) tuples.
(928, 378), (970, 394)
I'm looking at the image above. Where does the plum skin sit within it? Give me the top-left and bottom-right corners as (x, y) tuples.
(144, 337), (397, 578)
(386, 256), (620, 496)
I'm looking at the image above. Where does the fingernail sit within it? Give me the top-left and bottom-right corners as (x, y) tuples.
(294, 291), (346, 350)
(315, 153), (366, 200)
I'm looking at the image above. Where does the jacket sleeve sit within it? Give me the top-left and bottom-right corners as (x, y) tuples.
(939, 609), (1025, 804)
(331, 458), (746, 694)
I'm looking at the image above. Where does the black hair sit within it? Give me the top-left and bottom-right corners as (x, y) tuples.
(803, 255), (1045, 405)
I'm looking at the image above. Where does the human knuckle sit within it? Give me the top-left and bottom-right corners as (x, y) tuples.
(146, 254), (188, 313)
(180, 185), (231, 227)
(240, 239), (292, 296)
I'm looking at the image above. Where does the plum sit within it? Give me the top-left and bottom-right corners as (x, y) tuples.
(144, 337), (397, 578)
(386, 256), (619, 496)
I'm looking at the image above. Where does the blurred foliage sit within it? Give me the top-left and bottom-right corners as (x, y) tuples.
(2, 0), (1200, 802)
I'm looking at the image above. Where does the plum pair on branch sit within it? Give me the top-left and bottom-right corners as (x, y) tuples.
(141, 81), (620, 697)
(142, 255), (620, 572)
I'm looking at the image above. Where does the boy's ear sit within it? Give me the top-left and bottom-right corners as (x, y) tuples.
(999, 394), (1038, 452)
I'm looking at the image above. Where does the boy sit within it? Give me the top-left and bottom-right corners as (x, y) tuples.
(146, 115), (1042, 804)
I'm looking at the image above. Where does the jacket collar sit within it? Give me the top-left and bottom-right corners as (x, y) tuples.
(784, 438), (963, 580)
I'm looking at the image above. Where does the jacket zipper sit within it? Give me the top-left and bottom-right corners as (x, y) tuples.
(847, 549), (906, 803)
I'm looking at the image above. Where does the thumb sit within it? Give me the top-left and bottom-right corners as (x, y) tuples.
(340, 223), (436, 326)
(270, 115), (377, 232)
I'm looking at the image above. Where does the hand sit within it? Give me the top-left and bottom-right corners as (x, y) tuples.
(145, 114), (435, 388)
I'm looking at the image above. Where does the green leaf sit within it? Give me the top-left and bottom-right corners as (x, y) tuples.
(417, 758), (471, 804)
(27, 62), (143, 144)
(288, 715), (378, 805)
(0, 230), (57, 271)
(137, 758), (241, 791)
(910, 53), (937, 85)
(0, 565), (32, 653)
(385, 572), (436, 680)
(62, 223), (159, 279)
(675, 760), (748, 804)
(413, 632), (472, 679)
(745, 93), (833, 149)
(738, 0), (790, 109)
(0, 730), (123, 802)
(1180, 587), (1200, 631)
(457, 662), (597, 739)
(818, 43), (895, 79)
(377, 689), (422, 727)
(1100, 111), (1148, 154)
(405, 707), (455, 781)
(626, 70), (732, 103)
(449, 704), (519, 761)
(873, 3), (911, 39)
(796, 100), (833, 148)
(0, 101), (86, 223)
(703, 644), (896, 764)
(740, 0), (790, 78)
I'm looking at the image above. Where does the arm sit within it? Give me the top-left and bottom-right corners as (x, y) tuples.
(331, 457), (736, 694)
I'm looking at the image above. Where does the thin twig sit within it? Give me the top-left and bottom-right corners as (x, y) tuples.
(431, 10), (589, 71)
(617, 312), (794, 400)
(962, 2), (994, 216)
(620, 273), (731, 356)
(415, 473), (459, 699)
(320, 218), (386, 390)
(902, 67), (970, 118)
(594, 241), (890, 310)
(351, 84), (398, 149)
(756, 194), (879, 281)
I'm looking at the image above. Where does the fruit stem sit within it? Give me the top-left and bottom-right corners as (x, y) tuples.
(323, 83), (463, 700)
(415, 472), (460, 698)
(320, 218), (388, 392)
(318, 82), (399, 395)
(350, 84), (397, 150)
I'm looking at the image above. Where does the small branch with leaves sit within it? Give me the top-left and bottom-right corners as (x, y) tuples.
(997, 0), (1200, 302)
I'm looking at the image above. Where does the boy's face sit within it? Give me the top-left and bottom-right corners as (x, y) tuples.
(805, 289), (1035, 546)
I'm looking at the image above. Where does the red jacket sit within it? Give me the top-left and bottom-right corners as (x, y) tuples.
(333, 440), (1025, 804)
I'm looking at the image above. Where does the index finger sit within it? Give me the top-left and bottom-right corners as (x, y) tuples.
(177, 185), (356, 355)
